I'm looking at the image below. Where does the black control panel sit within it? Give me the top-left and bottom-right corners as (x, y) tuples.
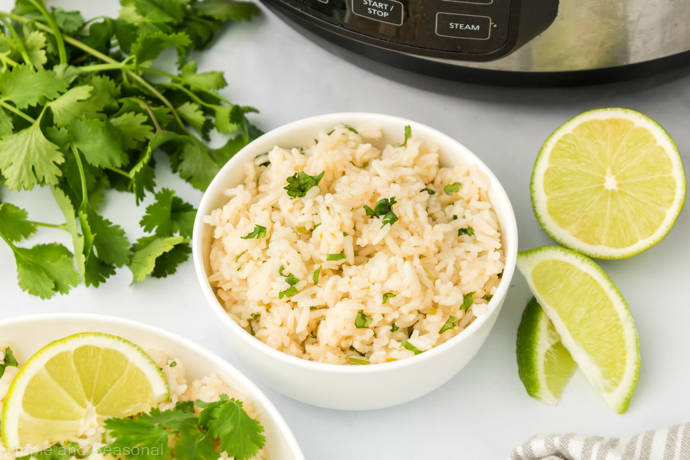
(262, 0), (558, 61)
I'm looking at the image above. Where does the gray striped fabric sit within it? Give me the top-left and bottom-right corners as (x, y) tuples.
(510, 424), (690, 460)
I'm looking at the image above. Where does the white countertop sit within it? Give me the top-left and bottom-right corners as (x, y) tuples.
(1, 1), (689, 459)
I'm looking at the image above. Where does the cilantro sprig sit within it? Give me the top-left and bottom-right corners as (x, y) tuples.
(0, 0), (261, 298)
(284, 171), (324, 198)
(279, 273), (299, 299)
(364, 197), (398, 228)
(101, 395), (265, 460)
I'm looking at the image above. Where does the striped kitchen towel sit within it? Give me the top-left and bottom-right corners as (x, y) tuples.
(510, 424), (690, 460)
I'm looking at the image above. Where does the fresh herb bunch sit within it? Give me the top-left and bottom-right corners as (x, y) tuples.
(0, 0), (261, 298)
(102, 395), (265, 460)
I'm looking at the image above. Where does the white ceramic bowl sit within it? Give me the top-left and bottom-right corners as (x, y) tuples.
(0, 313), (304, 460)
(193, 113), (518, 411)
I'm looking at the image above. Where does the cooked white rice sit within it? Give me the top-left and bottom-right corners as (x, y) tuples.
(0, 344), (266, 460)
(205, 124), (504, 365)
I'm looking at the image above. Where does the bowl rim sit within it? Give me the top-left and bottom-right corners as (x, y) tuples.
(0, 312), (305, 460)
(192, 112), (518, 375)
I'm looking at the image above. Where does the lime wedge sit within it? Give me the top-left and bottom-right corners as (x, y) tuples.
(532, 108), (686, 259)
(517, 297), (577, 405)
(2, 333), (169, 452)
(517, 246), (640, 413)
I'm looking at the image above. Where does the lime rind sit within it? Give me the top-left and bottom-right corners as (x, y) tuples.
(532, 108), (686, 259)
(2, 333), (169, 451)
(517, 297), (576, 405)
(517, 246), (640, 413)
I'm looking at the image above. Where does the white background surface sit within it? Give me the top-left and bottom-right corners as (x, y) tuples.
(1, 1), (690, 459)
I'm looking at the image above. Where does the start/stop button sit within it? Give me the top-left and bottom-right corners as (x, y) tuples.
(435, 13), (492, 40)
(351, 0), (404, 26)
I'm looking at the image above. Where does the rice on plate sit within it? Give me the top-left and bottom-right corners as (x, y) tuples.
(0, 343), (267, 460)
(204, 124), (504, 365)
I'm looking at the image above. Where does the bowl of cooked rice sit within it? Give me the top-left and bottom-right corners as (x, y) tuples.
(0, 313), (304, 459)
(193, 113), (518, 410)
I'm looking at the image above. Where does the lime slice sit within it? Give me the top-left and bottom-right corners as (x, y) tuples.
(517, 246), (640, 413)
(2, 333), (169, 452)
(532, 108), (686, 259)
(517, 297), (577, 405)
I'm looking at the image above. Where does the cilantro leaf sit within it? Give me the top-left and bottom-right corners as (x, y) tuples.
(401, 341), (424, 355)
(0, 107), (13, 136)
(53, 8), (84, 33)
(382, 292), (396, 304)
(364, 197), (398, 228)
(69, 116), (128, 169)
(0, 122), (64, 190)
(391, 323), (399, 332)
(128, 235), (185, 282)
(177, 137), (221, 191)
(177, 101), (207, 134)
(193, 1), (261, 21)
(312, 266), (321, 284)
(174, 431), (219, 460)
(460, 292), (475, 311)
(14, 243), (80, 299)
(458, 227), (475, 237)
(443, 182), (462, 196)
(180, 61), (227, 90)
(197, 397), (266, 460)
(132, 31), (192, 65)
(1, 347), (18, 379)
(278, 273), (299, 299)
(140, 188), (196, 238)
(86, 209), (130, 267)
(110, 112), (154, 150)
(327, 252), (345, 261)
(138, 402), (198, 433)
(150, 242), (191, 278)
(241, 225), (266, 240)
(102, 416), (170, 460)
(344, 124), (358, 134)
(355, 310), (372, 328)
(131, 131), (181, 204)
(22, 30), (48, 70)
(439, 316), (457, 334)
(421, 188), (436, 195)
(46, 85), (93, 127)
(0, 65), (66, 109)
(0, 203), (36, 242)
(284, 171), (324, 198)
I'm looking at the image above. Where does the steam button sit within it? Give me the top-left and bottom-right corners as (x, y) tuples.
(435, 13), (492, 40)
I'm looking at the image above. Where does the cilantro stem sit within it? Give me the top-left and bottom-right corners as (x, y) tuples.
(133, 98), (162, 133)
(108, 167), (131, 179)
(0, 53), (19, 68)
(70, 144), (89, 208)
(137, 66), (235, 107)
(0, 18), (32, 68)
(28, 0), (67, 64)
(30, 221), (68, 231)
(0, 101), (35, 123)
(78, 63), (124, 73)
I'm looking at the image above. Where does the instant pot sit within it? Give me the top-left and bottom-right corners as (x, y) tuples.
(260, 0), (690, 86)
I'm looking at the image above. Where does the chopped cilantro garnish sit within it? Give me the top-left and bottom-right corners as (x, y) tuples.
(394, 125), (412, 147)
(327, 252), (346, 261)
(313, 266), (322, 283)
(349, 358), (370, 365)
(484, 295), (493, 301)
(421, 188), (436, 195)
(1, 347), (18, 378)
(344, 125), (358, 134)
(169, 361), (177, 368)
(310, 330), (316, 338)
(458, 227), (475, 237)
(444, 182), (462, 196)
(235, 251), (247, 263)
(313, 223), (321, 229)
(251, 313), (260, 320)
(391, 323), (399, 332)
(259, 161), (270, 167)
(363, 162), (369, 167)
(349, 345), (365, 356)
(284, 171), (325, 198)
(327, 129), (335, 135)
(343, 232), (348, 236)
(364, 197), (398, 228)
(279, 265), (286, 276)
(355, 310), (372, 328)
(401, 341), (424, 355)
(310, 306), (317, 311)
(279, 273), (299, 299)
(439, 316), (457, 334)
(497, 272), (503, 279)
(452, 215), (458, 220)
(382, 292), (396, 304)
(241, 225), (266, 240)
(460, 292), (475, 311)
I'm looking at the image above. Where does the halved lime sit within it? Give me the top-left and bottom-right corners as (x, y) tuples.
(532, 108), (686, 259)
(517, 246), (640, 413)
(517, 297), (577, 405)
(2, 333), (169, 452)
